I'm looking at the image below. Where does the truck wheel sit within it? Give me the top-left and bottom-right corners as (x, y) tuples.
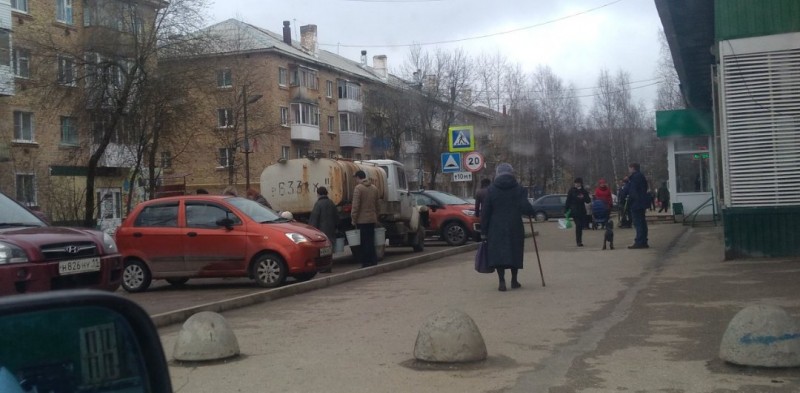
(442, 222), (468, 246)
(122, 259), (152, 293)
(252, 253), (287, 288)
(412, 226), (425, 252)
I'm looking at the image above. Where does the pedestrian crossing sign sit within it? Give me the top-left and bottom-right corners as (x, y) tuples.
(448, 125), (475, 152)
(441, 152), (462, 173)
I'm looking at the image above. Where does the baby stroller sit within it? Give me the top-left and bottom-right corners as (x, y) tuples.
(591, 199), (610, 229)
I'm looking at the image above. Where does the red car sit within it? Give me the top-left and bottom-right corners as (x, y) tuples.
(412, 190), (480, 246)
(0, 192), (122, 295)
(115, 195), (332, 292)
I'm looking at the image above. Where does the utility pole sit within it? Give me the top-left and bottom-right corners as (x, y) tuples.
(242, 85), (263, 192)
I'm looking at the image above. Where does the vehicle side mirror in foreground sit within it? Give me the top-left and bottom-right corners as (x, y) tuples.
(0, 290), (172, 393)
(216, 218), (235, 229)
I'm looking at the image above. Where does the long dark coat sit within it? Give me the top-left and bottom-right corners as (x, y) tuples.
(480, 174), (535, 269)
(309, 195), (338, 241)
(628, 170), (649, 211)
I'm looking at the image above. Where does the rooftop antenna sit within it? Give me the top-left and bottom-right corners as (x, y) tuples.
(293, 18), (298, 41)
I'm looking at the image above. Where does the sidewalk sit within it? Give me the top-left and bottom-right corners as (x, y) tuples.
(159, 222), (800, 392)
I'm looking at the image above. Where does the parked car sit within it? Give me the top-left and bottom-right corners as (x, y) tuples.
(529, 194), (568, 222)
(411, 190), (480, 246)
(115, 195), (332, 292)
(0, 192), (122, 295)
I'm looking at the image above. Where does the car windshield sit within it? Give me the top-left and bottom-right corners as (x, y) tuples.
(226, 197), (283, 223)
(0, 193), (46, 227)
(425, 191), (470, 205)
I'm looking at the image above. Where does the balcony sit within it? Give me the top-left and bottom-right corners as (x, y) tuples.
(291, 124), (320, 142)
(340, 131), (364, 148)
(338, 98), (362, 113)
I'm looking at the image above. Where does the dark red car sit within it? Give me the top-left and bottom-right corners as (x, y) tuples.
(0, 192), (123, 295)
(115, 195), (332, 292)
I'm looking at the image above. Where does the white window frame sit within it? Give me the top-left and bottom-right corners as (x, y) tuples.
(290, 66), (318, 90)
(327, 115), (335, 134)
(290, 103), (319, 126)
(338, 80), (361, 101)
(13, 111), (34, 142)
(160, 151), (172, 168)
(56, 0), (74, 25)
(216, 69), (232, 88)
(217, 108), (234, 128)
(217, 147), (235, 168)
(12, 48), (30, 78)
(278, 67), (288, 86)
(15, 173), (36, 207)
(58, 55), (76, 86)
(60, 116), (78, 146)
(326, 80), (333, 98)
(280, 107), (289, 126)
(281, 146), (290, 159)
(329, 150), (336, 158)
(338, 112), (363, 133)
(11, 0), (29, 13)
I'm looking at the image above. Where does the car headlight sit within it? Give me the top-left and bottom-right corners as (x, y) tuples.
(285, 233), (310, 244)
(102, 232), (118, 254)
(0, 242), (29, 264)
(462, 209), (476, 217)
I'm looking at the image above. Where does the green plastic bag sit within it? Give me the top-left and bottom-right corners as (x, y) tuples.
(558, 210), (572, 230)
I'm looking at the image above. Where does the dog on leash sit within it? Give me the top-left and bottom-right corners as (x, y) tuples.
(603, 220), (615, 250)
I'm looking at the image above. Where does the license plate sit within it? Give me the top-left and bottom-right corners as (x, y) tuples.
(59, 257), (101, 276)
(319, 246), (332, 257)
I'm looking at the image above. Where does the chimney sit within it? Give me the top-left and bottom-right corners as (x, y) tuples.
(502, 104), (507, 116)
(360, 50), (367, 66)
(282, 21), (291, 45)
(300, 24), (318, 55)
(373, 55), (387, 79)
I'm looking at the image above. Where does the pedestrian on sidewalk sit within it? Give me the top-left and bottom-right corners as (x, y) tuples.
(480, 163), (534, 292)
(627, 163), (650, 249)
(565, 178), (590, 246)
(246, 188), (273, 209)
(351, 170), (380, 268)
(310, 186), (339, 273)
(474, 178), (491, 242)
(595, 178), (613, 210)
(657, 182), (670, 213)
(617, 177), (632, 228)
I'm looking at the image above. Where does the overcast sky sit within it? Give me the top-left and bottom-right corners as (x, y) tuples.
(206, 0), (664, 112)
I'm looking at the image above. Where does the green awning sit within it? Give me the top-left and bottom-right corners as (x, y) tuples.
(656, 109), (714, 138)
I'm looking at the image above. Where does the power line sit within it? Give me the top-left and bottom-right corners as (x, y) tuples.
(468, 77), (663, 95)
(319, 0), (626, 48)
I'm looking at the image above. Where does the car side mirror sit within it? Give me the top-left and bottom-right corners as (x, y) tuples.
(216, 218), (235, 229)
(0, 290), (172, 393)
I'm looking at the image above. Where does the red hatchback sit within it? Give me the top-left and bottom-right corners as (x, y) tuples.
(0, 192), (122, 295)
(115, 195), (332, 292)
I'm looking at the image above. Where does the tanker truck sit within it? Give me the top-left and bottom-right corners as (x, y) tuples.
(259, 158), (426, 259)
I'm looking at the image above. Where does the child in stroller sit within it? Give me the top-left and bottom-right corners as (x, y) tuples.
(591, 196), (610, 229)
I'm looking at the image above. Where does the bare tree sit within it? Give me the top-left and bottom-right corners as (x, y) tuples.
(655, 29), (684, 111)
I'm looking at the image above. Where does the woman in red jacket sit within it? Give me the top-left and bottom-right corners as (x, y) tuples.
(595, 178), (613, 209)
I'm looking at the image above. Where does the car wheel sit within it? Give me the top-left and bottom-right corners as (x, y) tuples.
(252, 253), (287, 288)
(535, 212), (547, 222)
(166, 278), (189, 286)
(412, 226), (425, 252)
(294, 272), (317, 282)
(122, 259), (152, 293)
(442, 222), (468, 246)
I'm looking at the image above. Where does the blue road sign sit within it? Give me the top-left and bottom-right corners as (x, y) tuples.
(441, 152), (462, 173)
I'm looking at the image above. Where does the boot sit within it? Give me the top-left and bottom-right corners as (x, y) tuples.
(498, 280), (507, 292)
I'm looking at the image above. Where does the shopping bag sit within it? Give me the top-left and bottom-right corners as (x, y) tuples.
(558, 210), (573, 230)
(474, 241), (494, 273)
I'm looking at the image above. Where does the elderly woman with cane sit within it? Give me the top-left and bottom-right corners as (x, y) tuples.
(480, 163), (535, 291)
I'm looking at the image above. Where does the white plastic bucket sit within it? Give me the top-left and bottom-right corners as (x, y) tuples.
(374, 227), (386, 246)
(345, 228), (386, 246)
(334, 237), (345, 253)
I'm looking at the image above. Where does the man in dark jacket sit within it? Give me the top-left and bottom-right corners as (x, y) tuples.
(657, 182), (670, 213)
(627, 163), (649, 249)
(480, 163), (534, 292)
(310, 186), (338, 273)
(565, 177), (590, 247)
(474, 178), (491, 217)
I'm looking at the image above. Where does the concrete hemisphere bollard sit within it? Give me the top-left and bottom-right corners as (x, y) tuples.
(414, 308), (487, 363)
(173, 311), (240, 362)
(719, 304), (800, 367)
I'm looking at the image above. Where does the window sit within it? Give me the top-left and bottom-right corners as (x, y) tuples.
(56, 0), (73, 24)
(281, 146), (290, 159)
(0, 31), (9, 67)
(329, 151), (336, 158)
(327, 116), (335, 134)
(186, 203), (241, 228)
(218, 147), (235, 167)
(339, 112), (363, 133)
(11, 0), (28, 12)
(356, 153), (362, 160)
(97, 188), (121, 220)
(280, 107), (289, 126)
(217, 108), (233, 128)
(134, 203), (179, 227)
(290, 66), (318, 89)
(160, 151), (171, 169)
(337, 80), (361, 101)
(290, 103), (319, 126)
(296, 146), (309, 159)
(674, 136), (710, 193)
(60, 116), (78, 145)
(58, 55), (76, 86)
(278, 67), (288, 86)
(326, 80), (333, 97)
(12, 48), (30, 78)
(216, 69), (232, 88)
(13, 111), (34, 142)
(15, 174), (36, 206)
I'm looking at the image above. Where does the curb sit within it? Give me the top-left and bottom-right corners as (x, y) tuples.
(150, 242), (481, 328)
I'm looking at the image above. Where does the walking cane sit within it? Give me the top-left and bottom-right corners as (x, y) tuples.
(528, 216), (546, 287)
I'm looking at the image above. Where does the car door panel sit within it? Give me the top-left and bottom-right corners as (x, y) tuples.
(183, 202), (249, 276)
(127, 203), (184, 274)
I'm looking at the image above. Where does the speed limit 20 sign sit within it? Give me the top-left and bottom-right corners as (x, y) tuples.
(463, 151), (485, 172)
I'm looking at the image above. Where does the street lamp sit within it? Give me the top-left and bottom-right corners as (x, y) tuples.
(242, 84), (263, 191)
